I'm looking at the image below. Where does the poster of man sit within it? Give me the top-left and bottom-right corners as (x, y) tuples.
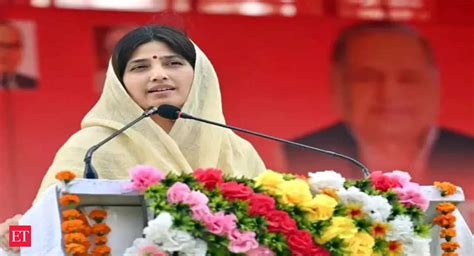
(0, 20), (39, 89)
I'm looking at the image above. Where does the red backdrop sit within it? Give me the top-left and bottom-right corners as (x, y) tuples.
(0, 7), (472, 222)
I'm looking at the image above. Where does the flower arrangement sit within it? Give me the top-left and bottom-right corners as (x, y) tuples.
(124, 167), (432, 256)
(433, 181), (460, 256)
(56, 170), (112, 256)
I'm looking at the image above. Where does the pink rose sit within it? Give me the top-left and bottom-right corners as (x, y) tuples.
(167, 182), (190, 204)
(125, 165), (165, 192)
(185, 191), (209, 208)
(228, 230), (259, 253)
(204, 211), (237, 236)
(370, 171), (403, 192)
(191, 205), (212, 221)
(386, 171), (411, 186)
(138, 244), (168, 255)
(394, 182), (429, 210)
(193, 168), (224, 190)
(246, 246), (274, 256)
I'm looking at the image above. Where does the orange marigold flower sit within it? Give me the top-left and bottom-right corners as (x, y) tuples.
(83, 239), (91, 249)
(60, 194), (80, 207)
(61, 219), (84, 233)
(89, 209), (107, 223)
(92, 223), (111, 236)
(433, 214), (456, 228)
(64, 233), (88, 244)
(55, 170), (76, 182)
(77, 214), (90, 226)
(441, 241), (460, 252)
(81, 225), (92, 236)
(440, 228), (457, 239)
(442, 253), (459, 256)
(434, 181), (457, 196)
(436, 202), (456, 214)
(65, 243), (86, 254)
(63, 209), (81, 220)
(95, 236), (108, 245)
(92, 245), (112, 256)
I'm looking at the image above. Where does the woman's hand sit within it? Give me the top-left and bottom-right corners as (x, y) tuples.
(0, 214), (22, 253)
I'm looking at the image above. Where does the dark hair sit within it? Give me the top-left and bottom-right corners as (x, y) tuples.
(331, 21), (436, 68)
(112, 25), (196, 84)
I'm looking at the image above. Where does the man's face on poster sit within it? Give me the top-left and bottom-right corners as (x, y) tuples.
(0, 24), (22, 73)
(333, 31), (440, 143)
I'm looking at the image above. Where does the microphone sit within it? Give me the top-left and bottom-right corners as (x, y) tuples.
(157, 104), (370, 177)
(83, 106), (159, 179)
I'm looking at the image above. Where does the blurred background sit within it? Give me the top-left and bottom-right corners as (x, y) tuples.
(0, 0), (472, 228)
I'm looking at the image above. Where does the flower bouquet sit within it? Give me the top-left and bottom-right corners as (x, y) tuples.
(123, 167), (432, 256)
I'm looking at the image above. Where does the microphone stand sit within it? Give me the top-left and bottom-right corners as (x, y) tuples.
(83, 107), (159, 179)
(178, 112), (370, 177)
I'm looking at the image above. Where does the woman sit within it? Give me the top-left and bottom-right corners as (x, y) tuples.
(0, 25), (265, 252)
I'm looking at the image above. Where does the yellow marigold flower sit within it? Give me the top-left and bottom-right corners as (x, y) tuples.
(300, 194), (338, 221)
(346, 231), (374, 256)
(316, 216), (357, 244)
(436, 202), (456, 214)
(55, 170), (76, 182)
(440, 228), (457, 239)
(371, 223), (389, 238)
(321, 187), (338, 199)
(441, 241), (460, 252)
(276, 179), (312, 206)
(434, 181), (457, 196)
(254, 170), (285, 194)
(346, 203), (365, 218)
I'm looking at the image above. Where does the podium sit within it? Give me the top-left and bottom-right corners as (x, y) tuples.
(4, 179), (474, 255)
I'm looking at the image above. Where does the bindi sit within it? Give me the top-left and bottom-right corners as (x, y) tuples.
(152, 55), (158, 59)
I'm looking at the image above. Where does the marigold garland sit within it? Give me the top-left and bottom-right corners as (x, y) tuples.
(56, 170), (111, 256)
(434, 181), (459, 255)
(89, 211), (111, 255)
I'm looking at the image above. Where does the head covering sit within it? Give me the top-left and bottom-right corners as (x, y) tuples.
(34, 43), (265, 202)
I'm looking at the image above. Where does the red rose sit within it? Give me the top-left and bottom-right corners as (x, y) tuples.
(265, 210), (297, 234)
(193, 168), (224, 190)
(310, 245), (331, 256)
(219, 182), (254, 200)
(248, 194), (276, 216)
(286, 230), (314, 255)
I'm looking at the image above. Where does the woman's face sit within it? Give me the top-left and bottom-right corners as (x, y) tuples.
(123, 41), (194, 110)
